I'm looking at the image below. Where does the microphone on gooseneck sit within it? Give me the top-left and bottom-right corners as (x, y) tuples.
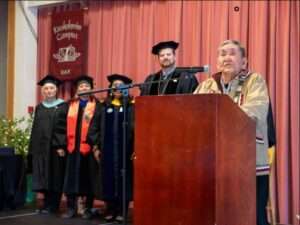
(175, 65), (210, 73)
(115, 83), (129, 96)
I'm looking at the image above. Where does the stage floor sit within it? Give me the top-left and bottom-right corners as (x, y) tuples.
(0, 206), (132, 225)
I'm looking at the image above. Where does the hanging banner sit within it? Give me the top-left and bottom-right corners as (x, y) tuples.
(50, 10), (84, 80)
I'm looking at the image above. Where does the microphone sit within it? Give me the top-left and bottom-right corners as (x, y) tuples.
(175, 65), (209, 73)
(115, 83), (129, 96)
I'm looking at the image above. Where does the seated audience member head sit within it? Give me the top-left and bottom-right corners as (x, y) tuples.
(74, 75), (94, 99)
(152, 41), (179, 69)
(217, 40), (248, 82)
(107, 74), (132, 99)
(38, 74), (61, 101)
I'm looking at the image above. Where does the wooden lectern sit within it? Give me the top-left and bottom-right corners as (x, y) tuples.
(134, 94), (256, 225)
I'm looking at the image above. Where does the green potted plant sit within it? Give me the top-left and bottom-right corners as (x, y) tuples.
(0, 116), (32, 156)
(0, 115), (33, 209)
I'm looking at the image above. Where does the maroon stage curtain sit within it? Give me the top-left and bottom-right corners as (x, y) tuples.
(37, 1), (300, 225)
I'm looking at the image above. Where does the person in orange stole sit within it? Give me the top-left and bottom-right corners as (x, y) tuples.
(60, 75), (101, 219)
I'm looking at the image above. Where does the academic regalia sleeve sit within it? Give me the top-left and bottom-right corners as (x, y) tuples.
(128, 103), (135, 154)
(87, 101), (102, 148)
(176, 72), (199, 94)
(52, 102), (68, 149)
(27, 105), (41, 173)
(181, 72), (199, 93)
(189, 75), (199, 93)
(140, 74), (155, 96)
(28, 105), (40, 155)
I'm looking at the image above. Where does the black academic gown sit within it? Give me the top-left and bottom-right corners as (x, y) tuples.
(140, 70), (198, 95)
(62, 98), (101, 196)
(28, 102), (66, 192)
(89, 98), (134, 202)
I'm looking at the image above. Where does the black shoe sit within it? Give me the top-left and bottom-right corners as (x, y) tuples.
(61, 209), (76, 219)
(104, 214), (115, 222)
(115, 215), (124, 223)
(90, 208), (101, 216)
(40, 208), (51, 214)
(37, 207), (58, 215)
(36, 207), (50, 214)
(82, 209), (93, 220)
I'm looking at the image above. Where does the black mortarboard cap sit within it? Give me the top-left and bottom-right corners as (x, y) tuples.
(151, 40), (179, 55)
(107, 74), (132, 84)
(74, 75), (94, 88)
(37, 74), (62, 87)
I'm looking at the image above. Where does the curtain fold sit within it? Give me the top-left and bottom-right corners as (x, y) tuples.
(37, 1), (300, 224)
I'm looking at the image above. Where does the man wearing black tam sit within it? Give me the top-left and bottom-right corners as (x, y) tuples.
(28, 74), (66, 214)
(140, 40), (198, 95)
